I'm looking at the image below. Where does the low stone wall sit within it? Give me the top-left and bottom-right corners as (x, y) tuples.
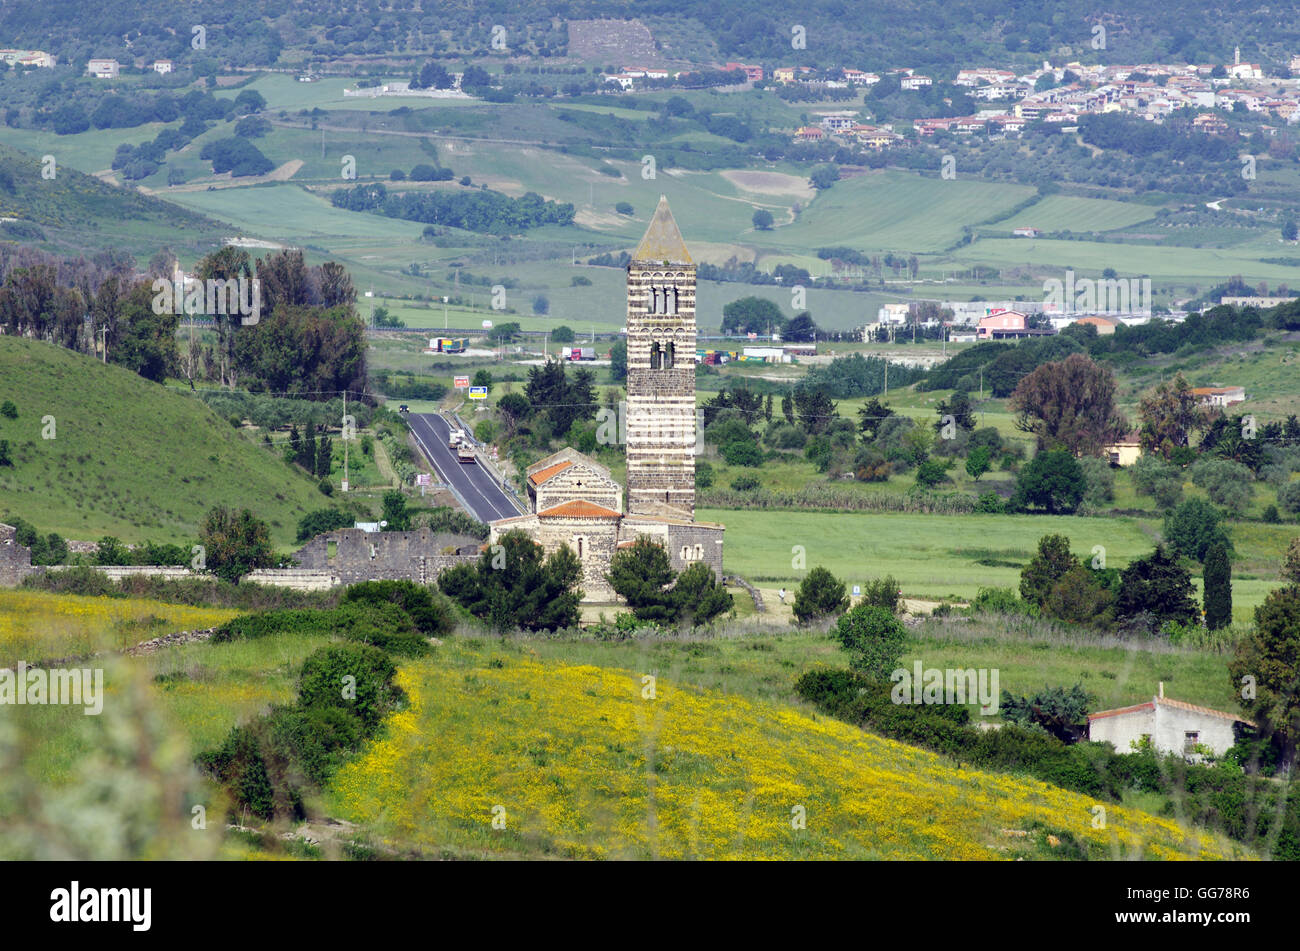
(243, 569), (337, 591)
(90, 566), (195, 582)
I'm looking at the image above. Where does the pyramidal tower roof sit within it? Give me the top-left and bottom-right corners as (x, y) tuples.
(632, 195), (692, 264)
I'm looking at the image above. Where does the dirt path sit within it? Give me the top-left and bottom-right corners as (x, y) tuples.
(138, 159), (304, 195)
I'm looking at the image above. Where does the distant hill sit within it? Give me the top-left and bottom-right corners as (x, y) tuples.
(0, 336), (331, 548)
(0, 142), (226, 259)
(1, 1), (1297, 72)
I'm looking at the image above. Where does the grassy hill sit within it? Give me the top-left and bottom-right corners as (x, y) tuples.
(325, 641), (1241, 859)
(0, 336), (331, 547)
(0, 141), (227, 259)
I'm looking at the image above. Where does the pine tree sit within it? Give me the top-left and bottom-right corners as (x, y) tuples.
(781, 391), (795, 426)
(1203, 541), (1232, 630)
(288, 424), (301, 460)
(296, 423), (316, 469)
(763, 393), (774, 423)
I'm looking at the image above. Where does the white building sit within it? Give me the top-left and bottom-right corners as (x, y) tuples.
(1087, 686), (1254, 759)
(152, 60), (173, 74)
(86, 58), (120, 79)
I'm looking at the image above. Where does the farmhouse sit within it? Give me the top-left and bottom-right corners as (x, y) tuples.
(488, 197), (724, 604)
(976, 309), (1027, 338)
(1102, 431), (1143, 467)
(86, 58), (120, 79)
(724, 62), (764, 82)
(1190, 386), (1246, 408)
(1088, 685), (1254, 759)
(152, 60), (173, 74)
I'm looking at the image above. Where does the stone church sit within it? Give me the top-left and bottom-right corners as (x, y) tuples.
(489, 197), (724, 602)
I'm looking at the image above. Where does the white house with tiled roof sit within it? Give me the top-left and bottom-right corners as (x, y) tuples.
(1088, 684), (1255, 759)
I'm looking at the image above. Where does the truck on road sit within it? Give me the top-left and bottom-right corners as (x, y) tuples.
(457, 443), (476, 463)
(448, 428), (463, 449)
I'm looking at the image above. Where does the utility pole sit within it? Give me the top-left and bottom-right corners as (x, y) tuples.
(883, 359), (888, 396)
(343, 389), (349, 492)
(443, 295), (449, 330)
(98, 325), (108, 363)
(979, 365), (983, 401)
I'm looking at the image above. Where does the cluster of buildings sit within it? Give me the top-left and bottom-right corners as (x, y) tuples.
(789, 47), (1300, 148)
(85, 58), (174, 79)
(0, 49), (55, 68)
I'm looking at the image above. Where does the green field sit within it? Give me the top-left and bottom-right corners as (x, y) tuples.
(700, 508), (1293, 623)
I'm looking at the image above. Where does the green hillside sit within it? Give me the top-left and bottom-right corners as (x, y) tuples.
(0, 142), (227, 259)
(0, 336), (329, 547)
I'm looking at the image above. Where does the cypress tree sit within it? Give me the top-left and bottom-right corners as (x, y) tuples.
(316, 434), (332, 478)
(1203, 541), (1232, 630)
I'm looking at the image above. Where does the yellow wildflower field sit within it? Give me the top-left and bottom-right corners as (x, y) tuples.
(0, 590), (239, 665)
(330, 650), (1248, 860)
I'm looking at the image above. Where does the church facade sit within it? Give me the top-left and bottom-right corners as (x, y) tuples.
(488, 197), (724, 603)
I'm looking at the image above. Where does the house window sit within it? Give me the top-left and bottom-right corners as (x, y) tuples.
(576, 537), (584, 559)
(1184, 731), (1200, 754)
(695, 544), (703, 560)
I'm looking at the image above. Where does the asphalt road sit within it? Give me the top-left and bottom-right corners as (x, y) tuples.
(406, 412), (523, 523)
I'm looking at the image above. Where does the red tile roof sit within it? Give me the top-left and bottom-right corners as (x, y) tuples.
(529, 460), (573, 486)
(538, 500), (622, 519)
(1088, 696), (1253, 725)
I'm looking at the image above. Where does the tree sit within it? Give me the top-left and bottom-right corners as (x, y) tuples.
(792, 566), (849, 623)
(1042, 565), (1117, 627)
(1009, 353), (1126, 456)
(834, 604), (907, 681)
(199, 506), (274, 583)
(1164, 498), (1230, 562)
(672, 562), (734, 626)
(1000, 684), (1092, 743)
(381, 489), (411, 531)
(1204, 541), (1233, 631)
(965, 445), (992, 482)
(1138, 373), (1201, 459)
(1012, 450), (1086, 514)
(472, 369), (494, 393)
(412, 61), (452, 90)
(315, 434), (332, 478)
(1284, 538), (1300, 585)
(1284, 219), (1298, 242)
(296, 508), (354, 542)
(809, 164), (840, 189)
(438, 530), (582, 631)
(1117, 545), (1199, 633)
(605, 536), (677, 622)
(935, 390), (976, 434)
(857, 398), (894, 441)
(752, 208), (774, 230)
(1229, 585), (1300, 771)
(551, 325), (575, 343)
(1020, 535), (1077, 606)
(609, 338), (627, 382)
(914, 458), (948, 487)
(532, 294), (549, 315)
(781, 392), (795, 426)
(783, 311), (819, 342)
(721, 296), (785, 335)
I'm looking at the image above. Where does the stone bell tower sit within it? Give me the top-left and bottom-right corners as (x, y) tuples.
(625, 195), (696, 520)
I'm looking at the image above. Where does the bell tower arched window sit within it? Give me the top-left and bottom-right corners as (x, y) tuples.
(664, 341), (675, 369)
(649, 341), (661, 369)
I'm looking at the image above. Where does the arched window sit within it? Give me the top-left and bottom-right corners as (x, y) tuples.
(664, 341), (675, 369)
(649, 341), (661, 369)
(649, 287), (662, 314)
(576, 537), (584, 558)
(665, 287), (677, 314)
(695, 544), (704, 560)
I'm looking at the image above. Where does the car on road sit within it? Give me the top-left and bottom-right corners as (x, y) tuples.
(398, 404), (409, 414)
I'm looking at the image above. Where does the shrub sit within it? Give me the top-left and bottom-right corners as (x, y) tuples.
(722, 439), (764, 467)
(297, 643), (401, 731)
(969, 587), (1026, 615)
(1278, 481), (1300, 516)
(1012, 449), (1085, 514)
(861, 575), (900, 612)
(0, 400), (16, 419)
(1132, 454), (1184, 509)
(914, 458), (949, 487)
(730, 474), (761, 491)
(340, 579), (455, 637)
(975, 491), (1006, 513)
(695, 461), (714, 489)
(1190, 458), (1254, 515)
(1263, 504), (1281, 524)
(792, 566), (849, 623)
(1077, 456), (1115, 507)
(296, 508), (354, 542)
(834, 604), (908, 681)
